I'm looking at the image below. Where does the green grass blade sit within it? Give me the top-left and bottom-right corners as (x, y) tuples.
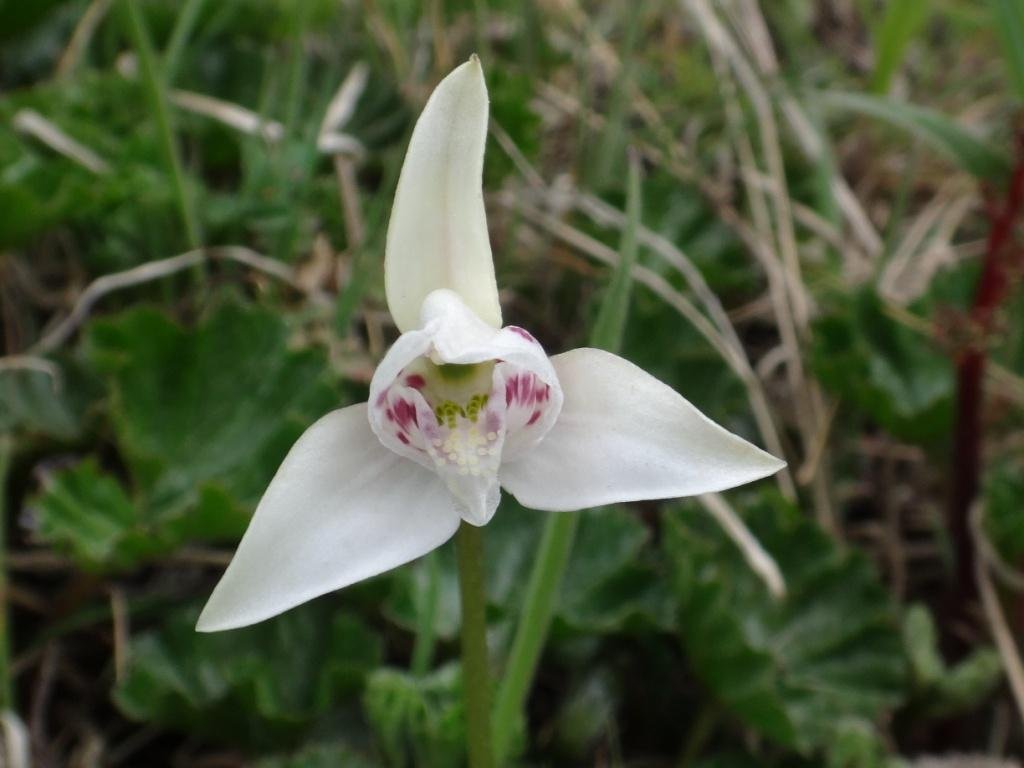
(589, 150), (643, 351)
(821, 90), (1010, 181)
(163, 0), (209, 85)
(870, 0), (930, 94)
(123, 0), (202, 250)
(990, 0), (1024, 100)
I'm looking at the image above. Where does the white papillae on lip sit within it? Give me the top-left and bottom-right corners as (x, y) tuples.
(368, 289), (563, 524)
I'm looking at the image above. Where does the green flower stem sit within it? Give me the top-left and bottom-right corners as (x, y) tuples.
(491, 152), (642, 765)
(0, 436), (13, 709)
(456, 522), (494, 768)
(491, 512), (579, 763)
(124, 0), (201, 251)
(410, 550), (440, 676)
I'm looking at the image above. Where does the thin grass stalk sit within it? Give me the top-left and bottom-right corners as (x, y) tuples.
(123, 0), (201, 252)
(162, 0), (208, 84)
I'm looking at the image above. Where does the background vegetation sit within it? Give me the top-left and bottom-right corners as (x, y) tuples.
(1, 0), (1023, 765)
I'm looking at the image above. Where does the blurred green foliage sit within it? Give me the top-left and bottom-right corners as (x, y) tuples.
(666, 494), (907, 756)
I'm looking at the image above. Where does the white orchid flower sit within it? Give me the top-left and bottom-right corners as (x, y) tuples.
(197, 56), (785, 633)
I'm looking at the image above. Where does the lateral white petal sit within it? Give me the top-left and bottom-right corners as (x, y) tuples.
(384, 57), (501, 333)
(500, 348), (786, 511)
(197, 404), (458, 632)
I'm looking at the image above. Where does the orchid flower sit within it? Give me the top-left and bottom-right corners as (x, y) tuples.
(197, 56), (785, 633)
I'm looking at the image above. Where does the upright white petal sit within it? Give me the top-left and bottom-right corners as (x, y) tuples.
(385, 57), (502, 333)
(500, 348), (785, 512)
(197, 404), (458, 632)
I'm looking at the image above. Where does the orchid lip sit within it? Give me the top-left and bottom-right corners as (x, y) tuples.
(366, 289), (564, 525)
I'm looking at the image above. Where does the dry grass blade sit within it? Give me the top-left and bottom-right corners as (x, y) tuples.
(0, 357), (61, 390)
(686, 0), (810, 331)
(972, 503), (1024, 727)
(728, 0), (884, 262)
(700, 492), (786, 598)
(686, 0), (840, 528)
(171, 90), (285, 141)
(320, 62), (370, 138)
(12, 110), (110, 175)
(569, 192), (795, 496)
(500, 190), (794, 499)
(30, 247), (313, 354)
(880, 186), (975, 304)
(54, 0), (113, 79)
(0, 711), (30, 768)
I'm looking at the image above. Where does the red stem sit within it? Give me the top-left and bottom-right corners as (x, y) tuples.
(948, 142), (1024, 599)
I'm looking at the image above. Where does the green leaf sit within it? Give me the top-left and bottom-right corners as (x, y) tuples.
(990, 0), (1024, 100)
(985, 460), (1024, 563)
(31, 459), (156, 568)
(820, 91), (1009, 180)
(903, 604), (1001, 719)
(0, 361), (93, 439)
(869, 0), (930, 93)
(363, 665), (465, 768)
(903, 605), (946, 686)
(114, 603), (381, 748)
(558, 506), (673, 632)
(86, 299), (336, 525)
(664, 493), (908, 753)
(811, 290), (952, 443)
(826, 719), (905, 768)
(31, 300), (337, 570)
(30, 459), (256, 570)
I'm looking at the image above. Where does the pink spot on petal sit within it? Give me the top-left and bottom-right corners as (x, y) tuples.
(405, 374), (425, 389)
(527, 410), (542, 425)
(397, 432), (410, 445)
(509, 326), (537, 343)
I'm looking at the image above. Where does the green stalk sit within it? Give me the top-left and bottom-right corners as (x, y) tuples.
(591, 147), (643, 352)
(490, 513), (578, 761)
(124, 0), (201, 251)
(410, 551), (440, 676)
(283, 3), (311, 133)
(491, 153), (642, 764)
(456, 523), (494, 768)
(162, 0), (208, 85)
(0, 436), (13, 709)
